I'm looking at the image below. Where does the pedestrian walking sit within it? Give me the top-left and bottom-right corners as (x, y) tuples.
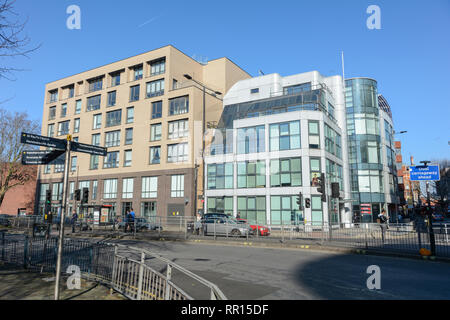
(71, 211), (78, 233)
(130, 208), (136, 233)
(125, 210), (130, 233)
(378, 209), (388, 244)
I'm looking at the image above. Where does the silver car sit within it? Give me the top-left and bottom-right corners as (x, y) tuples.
(203, 217), (250, 237)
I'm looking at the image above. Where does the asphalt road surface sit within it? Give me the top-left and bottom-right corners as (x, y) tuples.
(111, 239), (450, 300)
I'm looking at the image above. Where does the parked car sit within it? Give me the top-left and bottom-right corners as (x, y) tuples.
(118, 217), (162, 231)
(236, 218), (271, 236)
(188, 213), (232, 234)
(202, 217), (251, 237)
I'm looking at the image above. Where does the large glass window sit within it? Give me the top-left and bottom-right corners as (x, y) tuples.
(149, 146), (161, 164)
(75, 100), (82, 115)
(169, 96), (189, 116)
(237, 126), (265, 154)
(310, 158), (321, 187)
(237, 161), (266, 188)
(71, 156), (77, 172)
(130, 85), (140, 102)
(73, 118), (80, 133)
(104, 151), (119, 168)
(125, 128), (133, 145)
(271, 196), (303, 225)
(49, 106), (56, 120)
(88, 77), (103, 92)
(311, 196), (323, 225)
(146, 79), (165, 98)
(283, 82), (311, 95)
(270, 158), (302, 187)
(150, 58), (165, 76)
(93, 114), (102, 129)
(52, 182), (63, 201)
(126, 107), (134, 124)
(111, 72), (121, 87)
(141, 202), (157, 218)
(150, 123), (162, 141)
(61, 104), (67, 118)
(49, 90), (58, 103)
(47, 124), (55, 137)
(237, 196), (266, 225)
(207, 197), (233, 216)
(168, 119), (188, 139)
(57, 121), (70, 136)
(103, 179), (118, 199)
(122, 178), (134, 199)
(105, 130), (121, 147)
(133, 65), (143, 80)
(270, 121), (300, 151)
(171, 175), (184, 198)
(207, 163), (233, 189)
(309, 121), (320, 149)
(87, 95), (101, 111)
(91, 134), (100, 146)
(152, 101), (162, 119)
(124, 150), (132, 167)
(90, 155), (99, 170)
(106, 110), (122, 127)
(142, 177), (158, 198)
(167, 143), (188, 163)
(107, 91), (116, 107)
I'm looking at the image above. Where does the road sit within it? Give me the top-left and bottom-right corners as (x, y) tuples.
(110, 239), (450, 300)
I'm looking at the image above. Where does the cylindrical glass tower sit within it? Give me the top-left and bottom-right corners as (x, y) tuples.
(345, 78), (384, 223)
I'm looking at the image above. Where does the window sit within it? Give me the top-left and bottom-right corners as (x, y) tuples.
(324, 124), (341, 158)
(90, 155), (99, 170)
(149, 146), (161, 164)
(328, 102), (335, 119)
(311, 196), (323, 225)
(270, 121), (300, 151)
(79, 181), (89, 193)
(168, 119), (189, 139)
(106, 109), (122, 127)
(49, 106), (56, 120)
(75, 100), (82, 114)
(73, 118), (80, 133)
(92, 181), (98, 200)
(152, 101), (162, 119)
(39, 184), (50, 202)
(47, 124), (55, 137)
(111, 71), (121, 87)
(49, 90), (58, 103)
(237, 196), (266, 225)
(271, 196), (303, 225)
(58, 121), (70, 136)
(87, 95), (101, 111)
(167, 143), (188, 163)
(237, 126), (265, 154)
(171, 175), (184, 198)
(61, 104), (67, 118)
(125, 128), (133, 145)
(124, 150), (132, 167)
(251, 88), (259, 94)
(107, 91), (116, 107)
(150, 123), (162, 141)
(68, 86), (74, 98)
(283, 82), (311, 95)
(326, 159), (343, 190)
(55, 163), (64, 173)
(270, 158), (302, 187)
(122, 178), (134, 199)
(130, 85), (140, 102)
(169, 96), (189, 116)
(207, 163), (233, 189)
(103, 179), (118, 199)
(310, 158), (321, 187)
(105, 130), (121, 147)
(91, 134), (100, 146)
(71, 156), (77, 172)
(44, 165), (51, 174)
(141, 202), (157, 218)
(207, 197), (233, 216)
(173, 79), (178, 89)
(52, 182), (63, 201)
(126, 107), (134, 124)
(309, 121), (320, 149)
(133, 65), (143, 81)
(104, 151), (119, 168)
(237, 161), (266, 188)
(142, 177), (158, 198)
(88, 77), (103, 92)
(146, 79), (165, 98)
(150, 58), (165, 76)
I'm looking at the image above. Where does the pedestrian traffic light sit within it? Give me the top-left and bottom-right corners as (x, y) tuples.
(82, 188), (89, 204)
(46, 190), (52, 204)
(317, 173), (326, 202)
(296, 192), (303, 210)
(74, 189), (81, 201)
(305, 198), (311, 209)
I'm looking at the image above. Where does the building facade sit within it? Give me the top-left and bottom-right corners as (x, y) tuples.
(37, 45), (250, 219)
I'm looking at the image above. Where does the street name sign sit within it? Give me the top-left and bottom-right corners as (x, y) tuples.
(21, 132), (67, 150)
(21, 150), (65, 165)
(71, 142), (107, 156)
(409, 165), (440, 181)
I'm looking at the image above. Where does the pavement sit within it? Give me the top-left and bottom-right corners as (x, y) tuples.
(0, 262), (126, 300)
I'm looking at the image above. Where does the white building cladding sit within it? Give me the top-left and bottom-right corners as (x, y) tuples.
(204, 71), (354, 225)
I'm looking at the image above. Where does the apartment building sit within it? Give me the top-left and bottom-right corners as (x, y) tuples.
(36, 45), (251, 219)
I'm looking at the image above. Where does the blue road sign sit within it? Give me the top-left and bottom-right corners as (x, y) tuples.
(409, 165), (440, 181)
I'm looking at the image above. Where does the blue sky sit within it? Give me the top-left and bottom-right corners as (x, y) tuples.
(1, 0), (449, 162)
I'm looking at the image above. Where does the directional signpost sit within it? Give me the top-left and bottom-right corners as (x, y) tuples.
(409, 165), (440, 181)
(20, 132), (107, 300)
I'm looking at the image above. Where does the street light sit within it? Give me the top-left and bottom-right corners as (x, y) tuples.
(183, 74), (222, 217)
(419, 160), (436, 257)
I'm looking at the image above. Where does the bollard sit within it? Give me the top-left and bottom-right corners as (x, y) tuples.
(165, 264), (172, 300)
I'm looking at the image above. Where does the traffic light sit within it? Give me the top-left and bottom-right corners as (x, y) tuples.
(46, 190), (52, 204)
(296, 192), (303, 210)
(317, 173), (326, 202)
(331, 182), (340, 199)
(74, 189), (81, 201)
(82, 188), (89, 204)
(305, 198), (311, 209)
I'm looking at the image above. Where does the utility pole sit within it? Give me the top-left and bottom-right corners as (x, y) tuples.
(421, 161), (436, 257)
(54, 136), (72, 300)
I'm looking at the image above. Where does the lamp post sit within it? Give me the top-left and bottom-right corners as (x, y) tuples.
(420, 160), (436, 256)
(183, 74), (222, 217)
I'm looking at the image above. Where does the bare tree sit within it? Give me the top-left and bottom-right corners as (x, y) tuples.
(0, 0), (41, 80)
(0, 107), (40, 208)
